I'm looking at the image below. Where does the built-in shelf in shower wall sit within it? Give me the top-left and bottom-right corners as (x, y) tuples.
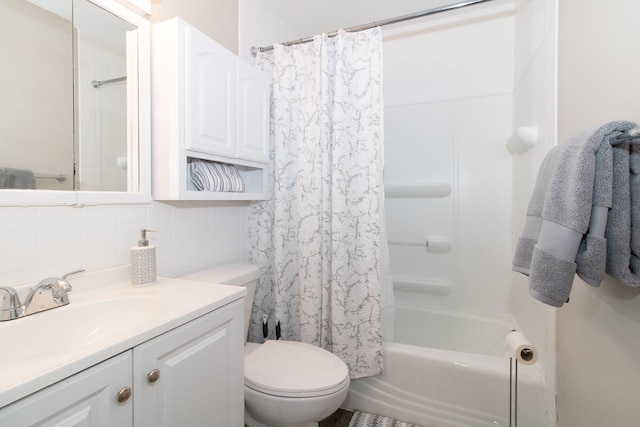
(392, 276), (452, 295)
(384, 182), (452, 198)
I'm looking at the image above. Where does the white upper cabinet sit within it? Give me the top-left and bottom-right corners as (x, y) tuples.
(237, 60), (270, 163)
(184, 25), (237, 157)
(152, 17), (270, 200)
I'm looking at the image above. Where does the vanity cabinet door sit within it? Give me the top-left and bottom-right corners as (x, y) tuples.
(0, 351), (132, 427)
(133, 300), (244, 427)
(237, 60), (270, 163)
(184, 23), (237, 158)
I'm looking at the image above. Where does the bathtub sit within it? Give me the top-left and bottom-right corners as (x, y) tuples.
(344, 305), (545, 427)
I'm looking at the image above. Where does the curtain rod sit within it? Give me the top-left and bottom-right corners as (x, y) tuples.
(251, 0), (496, 56)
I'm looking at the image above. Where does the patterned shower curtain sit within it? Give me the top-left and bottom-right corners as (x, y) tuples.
(248, 28), (391, 379)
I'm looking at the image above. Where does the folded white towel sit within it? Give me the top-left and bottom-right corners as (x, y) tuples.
(188, 159), (245, 192)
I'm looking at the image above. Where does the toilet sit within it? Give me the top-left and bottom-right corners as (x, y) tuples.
(178, 263), (350, 427)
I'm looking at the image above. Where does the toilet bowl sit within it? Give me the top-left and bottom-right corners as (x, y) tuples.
(178, 263), (350, 427)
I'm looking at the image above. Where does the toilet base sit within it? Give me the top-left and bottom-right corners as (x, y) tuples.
(245, 409), (318, 427)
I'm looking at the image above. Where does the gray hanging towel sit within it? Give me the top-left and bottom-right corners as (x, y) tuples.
(605, 129), (640, 286)
(0, 167), (35, 189)
(513, 121), (637, 306)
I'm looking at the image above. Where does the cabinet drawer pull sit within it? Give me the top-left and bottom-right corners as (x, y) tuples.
(117, 386), (132, 404)
(147, 368), (161, 384)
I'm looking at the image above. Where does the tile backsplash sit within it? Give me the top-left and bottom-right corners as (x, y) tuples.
(0, 201), (249, 287)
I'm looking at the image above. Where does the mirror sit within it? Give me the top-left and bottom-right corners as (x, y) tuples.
(0, 0), (150, 204)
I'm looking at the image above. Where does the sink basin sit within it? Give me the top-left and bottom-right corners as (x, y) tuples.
(0, 270), (245, 410)
(0, 295), (167, 366)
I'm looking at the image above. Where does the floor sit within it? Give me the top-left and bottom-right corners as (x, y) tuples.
(244, 408), (353, 427)
(320, 408), (354, 427)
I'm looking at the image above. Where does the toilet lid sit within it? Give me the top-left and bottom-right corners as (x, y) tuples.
(244, 340), (349, 398)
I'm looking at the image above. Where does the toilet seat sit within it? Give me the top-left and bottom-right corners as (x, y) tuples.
(244, 340), (350, 398)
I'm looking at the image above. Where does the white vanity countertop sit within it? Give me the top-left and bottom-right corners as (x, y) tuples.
(0, 266), (245, 408)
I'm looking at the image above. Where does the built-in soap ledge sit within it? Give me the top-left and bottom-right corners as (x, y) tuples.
(385, 182), (451, 198)
(393, 277), (452, 295)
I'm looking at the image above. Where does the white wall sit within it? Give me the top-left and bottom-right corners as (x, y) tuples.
(382, 3), (515, 315)
(556, 0), (640, 425)
(150, 0), (238, 53)
(510, 0), (557, 425)
(238, 0), (298, 63)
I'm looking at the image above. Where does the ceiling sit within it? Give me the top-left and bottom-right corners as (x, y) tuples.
(261, 0), (464, 40)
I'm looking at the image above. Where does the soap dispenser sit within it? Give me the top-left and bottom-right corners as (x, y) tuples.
(131, 229), (156, 287)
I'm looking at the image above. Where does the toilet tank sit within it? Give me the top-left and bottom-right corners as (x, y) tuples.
(177, 263), (260, 341)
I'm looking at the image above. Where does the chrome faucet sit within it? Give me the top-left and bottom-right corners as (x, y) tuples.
(0, 269), (84, 321)
(0, 287), (23, 320)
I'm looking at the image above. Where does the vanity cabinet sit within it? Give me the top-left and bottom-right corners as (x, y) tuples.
(0, 352), (133, 426)
(0, 301), (244, 427)
(152, 17), (270, 201)
(134, 300), (244, 427)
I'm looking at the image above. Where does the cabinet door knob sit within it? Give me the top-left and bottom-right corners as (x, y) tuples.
(117, 386), (132, 404)
(147, 368), (161, 384)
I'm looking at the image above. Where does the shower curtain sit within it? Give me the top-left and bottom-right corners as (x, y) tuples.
(248, 28), (392, 379)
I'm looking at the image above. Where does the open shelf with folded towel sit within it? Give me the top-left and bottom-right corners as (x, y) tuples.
(185, 157), (267, 200)
(153, 148), (268, 201)
(153, 154), (268, 201)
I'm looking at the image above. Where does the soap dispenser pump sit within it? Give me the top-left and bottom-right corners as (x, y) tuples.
(131, 229), (156, 287)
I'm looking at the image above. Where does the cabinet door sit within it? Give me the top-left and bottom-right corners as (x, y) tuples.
(184, 24), (237, 157)
(237, 60), (270, 163)
(134, 300), (244, 427)
(0, 352), (132, 427)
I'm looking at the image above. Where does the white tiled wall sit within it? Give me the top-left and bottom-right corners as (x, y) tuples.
(78, 32), (128, 191)
(0, 202), (249, 288)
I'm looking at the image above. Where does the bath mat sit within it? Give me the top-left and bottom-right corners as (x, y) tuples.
(348, 410), (423, 427)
